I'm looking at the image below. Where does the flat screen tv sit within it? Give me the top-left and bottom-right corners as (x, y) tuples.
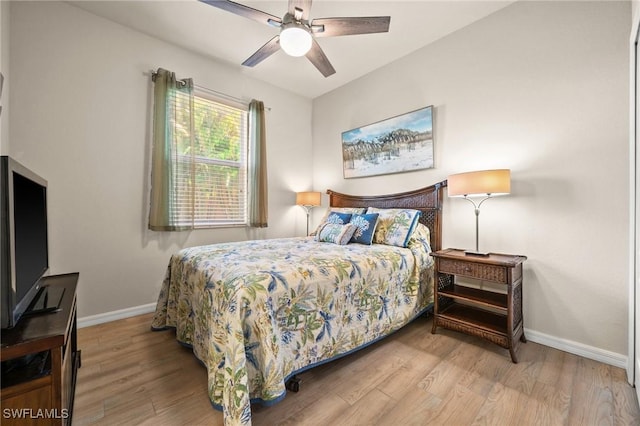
(1, 156), (50, 329)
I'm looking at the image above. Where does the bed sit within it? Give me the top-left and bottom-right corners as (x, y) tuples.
(151, 181), (446, 425)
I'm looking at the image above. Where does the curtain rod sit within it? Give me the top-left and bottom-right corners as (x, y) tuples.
(148, 70), (270, 111)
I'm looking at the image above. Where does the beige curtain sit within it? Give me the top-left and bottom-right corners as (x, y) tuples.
(248, 100), (268, 228)
(148, 68), (194, 231)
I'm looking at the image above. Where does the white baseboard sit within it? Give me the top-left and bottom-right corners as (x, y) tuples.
(78, 302), (156, 328)
(525, 328), (627, 369)
(78, 305), (628, 369)
(636, 358), (640, 403)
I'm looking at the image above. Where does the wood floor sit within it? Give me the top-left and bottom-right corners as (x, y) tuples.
(73, 313), (640, 425)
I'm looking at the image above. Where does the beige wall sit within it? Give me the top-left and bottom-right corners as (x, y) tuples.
(312, 1), (630, 356)
(8, 1), (314, 318)
(631, 0), (639, 386)
(6, 0), (633, 360)
(0, 0), (9, 154)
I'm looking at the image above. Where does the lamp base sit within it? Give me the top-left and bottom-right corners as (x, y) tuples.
(464, 250), (490, 257)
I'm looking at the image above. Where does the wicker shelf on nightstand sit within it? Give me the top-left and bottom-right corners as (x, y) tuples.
(430, 248), (527, 363)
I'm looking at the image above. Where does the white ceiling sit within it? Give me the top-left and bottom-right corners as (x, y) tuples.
(68, 0), (515, 98)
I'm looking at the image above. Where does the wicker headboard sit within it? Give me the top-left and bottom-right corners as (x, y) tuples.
(327, 180), (447, 252)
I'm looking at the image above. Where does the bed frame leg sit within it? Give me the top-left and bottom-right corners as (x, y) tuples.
(286, 375), (301, 392)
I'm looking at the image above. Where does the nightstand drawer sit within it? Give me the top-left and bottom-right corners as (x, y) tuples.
(438, 258), (507, 283)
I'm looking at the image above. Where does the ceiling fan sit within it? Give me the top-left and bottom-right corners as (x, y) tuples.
(199, 0), (391, 77)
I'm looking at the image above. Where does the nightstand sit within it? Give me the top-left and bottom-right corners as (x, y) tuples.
(430, 248), (527, 363)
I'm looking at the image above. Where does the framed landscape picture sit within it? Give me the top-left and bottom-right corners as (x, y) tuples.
(341, 106), (434, 179)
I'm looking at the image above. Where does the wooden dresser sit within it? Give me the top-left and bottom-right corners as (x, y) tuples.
(430, 249), (526, 362)
(1, 273), (80, 425)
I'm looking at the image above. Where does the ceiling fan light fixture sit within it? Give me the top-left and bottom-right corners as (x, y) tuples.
(200, 0), (391, 77)
(279, 24), (312, 57)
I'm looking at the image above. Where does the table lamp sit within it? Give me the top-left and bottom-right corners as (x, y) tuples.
(447, 169), (511, 256)
(296, 191), (321, 235)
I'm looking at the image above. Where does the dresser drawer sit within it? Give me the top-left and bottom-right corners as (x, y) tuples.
(438, 258), (507, 284)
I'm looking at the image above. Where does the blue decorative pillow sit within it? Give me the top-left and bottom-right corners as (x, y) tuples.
(349, 213), (379, 245)
(366, 207), (421, 247)
(311, 207), (366, 236)
(325, 212), (352, 225)
(315, 223), (357, 245)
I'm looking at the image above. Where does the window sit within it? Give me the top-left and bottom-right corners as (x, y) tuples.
(172, 89), (248, 228)
(149, 68), (267, 232)
(168, 87), (248, 228)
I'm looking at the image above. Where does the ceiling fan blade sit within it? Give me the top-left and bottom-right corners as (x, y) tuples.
(288, 0), (312, 20)
(199, 0), (282, 27)
(242, 35), (281, 67)
(311, 16), (390, 37)
(305, 39), (336, 77)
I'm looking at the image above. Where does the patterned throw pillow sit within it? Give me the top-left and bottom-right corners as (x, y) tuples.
(315, 223), (357, 245)
(407, 223), (432, 252)
(311, 207), (365, 236)
(325, 212), (352, 225)
(366, 207), (421, 247)
(349, 213), (379, 245)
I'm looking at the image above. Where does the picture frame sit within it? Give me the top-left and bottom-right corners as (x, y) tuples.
(341, 106), (434, 179)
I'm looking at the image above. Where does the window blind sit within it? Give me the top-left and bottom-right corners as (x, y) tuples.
(169, 88), (248, 228)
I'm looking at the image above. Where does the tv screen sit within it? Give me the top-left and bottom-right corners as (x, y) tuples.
(13, 172), (48, 303)
(0, 156), (49, 328)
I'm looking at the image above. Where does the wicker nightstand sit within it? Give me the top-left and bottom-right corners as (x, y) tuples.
(430, 248), (527, 363)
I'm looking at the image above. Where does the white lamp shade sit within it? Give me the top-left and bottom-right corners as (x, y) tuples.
(448, 169), (511, 197)
(296, 191), (321, 206)
(280, 25), (312, 57)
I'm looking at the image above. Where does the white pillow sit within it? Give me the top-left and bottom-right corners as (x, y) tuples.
(315, 223), (357, 245)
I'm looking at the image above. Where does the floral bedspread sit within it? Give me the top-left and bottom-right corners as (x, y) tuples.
(151, 229), (434, 426)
